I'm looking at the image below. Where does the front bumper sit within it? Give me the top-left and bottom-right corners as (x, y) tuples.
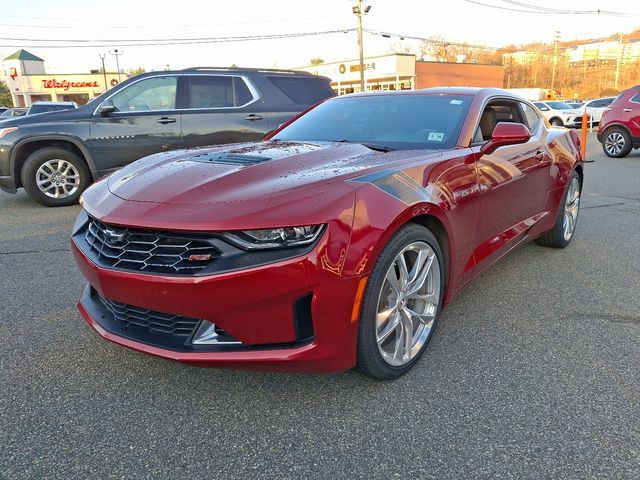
(72, 239), (365, 373)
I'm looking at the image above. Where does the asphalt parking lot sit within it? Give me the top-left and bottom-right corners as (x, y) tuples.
(1, 132), (639, 479)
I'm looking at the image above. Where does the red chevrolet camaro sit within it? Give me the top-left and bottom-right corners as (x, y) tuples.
(72, 88), (583, 379)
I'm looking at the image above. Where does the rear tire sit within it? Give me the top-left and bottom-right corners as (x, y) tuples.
(21, 147), (91, 207)
(602, 127), (632, 158)
(535, 171), (581, 248)
(356, 223), (445, 380)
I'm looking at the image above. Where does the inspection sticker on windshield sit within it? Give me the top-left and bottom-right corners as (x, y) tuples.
(428, 132), (444, 142)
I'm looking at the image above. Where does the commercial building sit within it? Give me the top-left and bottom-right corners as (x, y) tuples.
(1, 49), (121, 107)
(296, 53), (504, 94)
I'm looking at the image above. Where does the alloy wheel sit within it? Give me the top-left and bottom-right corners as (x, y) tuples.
(35, 159), (80, 199)
(604, 132), (625, 156)
(375, 241), (441, 366)
(562, 177), (581, 241)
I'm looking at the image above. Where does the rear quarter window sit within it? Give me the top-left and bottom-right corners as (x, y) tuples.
(268, 76), (335, 104)
(630, 92), (640, 103)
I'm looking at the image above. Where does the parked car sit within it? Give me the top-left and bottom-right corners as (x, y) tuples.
(26, 101), (77, 115)
(0, 107), (27, 118)
(597, 86), (640, 157)
(72, 88), (584, 379)
(0, 67), (334, 206)
(582, 97), (616, 124)
(533, 101), (589, 127)
(565, 102), (584, 109)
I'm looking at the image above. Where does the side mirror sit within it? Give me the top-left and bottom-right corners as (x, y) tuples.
(480, 122), (531, 155)
(99, 100), (116, 117)
(539, 106), (549, 111)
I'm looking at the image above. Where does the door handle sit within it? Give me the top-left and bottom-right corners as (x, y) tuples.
(535, 150), (544, 161)
(623, 108), (632, 112)
(244, 114), (263, 121)
(156, 117), (176, 124)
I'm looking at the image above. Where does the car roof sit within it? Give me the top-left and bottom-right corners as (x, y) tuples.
(30, 101), (75, 105)
(131, 67), (318, 77)
(334, 87), (530, 102)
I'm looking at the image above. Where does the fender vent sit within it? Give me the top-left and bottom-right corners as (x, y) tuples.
(188, 152), (271, 166)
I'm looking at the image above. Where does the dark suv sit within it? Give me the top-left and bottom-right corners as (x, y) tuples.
(0, 67), (334, 206)
(597, 85), (640, 158)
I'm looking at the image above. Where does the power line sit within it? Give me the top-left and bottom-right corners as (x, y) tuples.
(500, 1), (640, 17)
(464, 0), (640, 16)
(0, 14), (344, 30)
(363, 28), (501, 50)
(0, 29), (356, 49)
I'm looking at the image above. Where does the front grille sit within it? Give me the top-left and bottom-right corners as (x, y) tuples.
(84, 217), (219, 274)
(99, 295), (199, 336)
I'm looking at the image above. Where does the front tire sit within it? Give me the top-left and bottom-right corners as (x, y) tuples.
(550, 118), (564, 127)
(602, 127), (632, 158)
(535, 171), (581, 248)
(21, 147), (91, 207)
(356, 223), (445, 380)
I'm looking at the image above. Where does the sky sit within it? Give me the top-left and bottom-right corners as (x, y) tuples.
(1, 0), (639, 73)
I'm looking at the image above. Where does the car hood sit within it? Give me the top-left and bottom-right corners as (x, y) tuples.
(0, 104), (90, 126)
(106, 140), (442, 206)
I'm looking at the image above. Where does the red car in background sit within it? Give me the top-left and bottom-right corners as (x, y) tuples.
(597, 85), (640, 158)
(72, 88), (583, 379)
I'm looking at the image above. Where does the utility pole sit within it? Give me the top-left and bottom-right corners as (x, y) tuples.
(109, 49), (123, 82)
(615, 33), (624, 89)
(352, 1), (371, 93)
(98, 53), (108, 91)
(551, 31), (560, 90)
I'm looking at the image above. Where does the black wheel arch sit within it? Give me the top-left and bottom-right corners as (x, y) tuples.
(601, 122), (632, 138)
(10, 135), (97, 189)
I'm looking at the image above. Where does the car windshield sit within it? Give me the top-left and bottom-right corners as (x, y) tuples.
(546, 101), (573, 110)
(273, 94), (473, 150)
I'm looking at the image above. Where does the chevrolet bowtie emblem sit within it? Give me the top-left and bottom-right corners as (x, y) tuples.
(103, 229), (125, 243)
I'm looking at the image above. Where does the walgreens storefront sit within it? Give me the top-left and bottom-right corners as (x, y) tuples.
(2, 49), (120, 107)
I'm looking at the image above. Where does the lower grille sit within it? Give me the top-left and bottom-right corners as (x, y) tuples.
(99, 295), (199, 336)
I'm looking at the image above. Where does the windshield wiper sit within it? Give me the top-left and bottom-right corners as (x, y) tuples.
(332, 139), (395, 152)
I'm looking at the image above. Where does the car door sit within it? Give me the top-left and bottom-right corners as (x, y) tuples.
(180, 74), (267, 149)
(472, 100), (552, 265)
(89, 75), (183, 172)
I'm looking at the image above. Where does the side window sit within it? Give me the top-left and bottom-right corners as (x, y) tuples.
(521, 103), (541, 133)
(630, 92), (640, 103)
(534, 102), (548, 111)
(268, 76), (335, 104)
(187, 76), (254, 108)
(474, 100), (525, 142)
(110, 76), (177, 112)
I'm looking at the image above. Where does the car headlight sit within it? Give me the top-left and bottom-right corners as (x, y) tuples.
(220, 225), (325, 250)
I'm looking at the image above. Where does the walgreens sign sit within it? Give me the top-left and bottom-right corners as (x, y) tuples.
(41, 79), (99, 90)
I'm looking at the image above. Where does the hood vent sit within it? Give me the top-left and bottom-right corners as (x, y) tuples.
(188, 152), (271, 166)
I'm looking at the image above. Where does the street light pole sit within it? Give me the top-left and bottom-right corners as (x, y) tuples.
(615, 33), (624, 89)
(353, 1), (371, 93)
(98, 53), (108, 91)
(109, 49), (123, 82)
(551, 31), (560, 90)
